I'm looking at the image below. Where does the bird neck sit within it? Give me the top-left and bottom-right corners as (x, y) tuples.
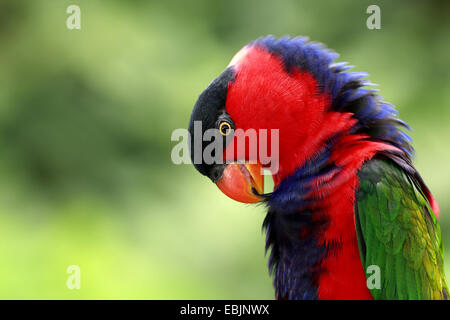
(265, 135), (399, 299)
(270, 111), (358, 187)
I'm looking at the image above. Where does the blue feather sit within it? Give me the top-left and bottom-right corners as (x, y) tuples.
(250, 36), (414, 158)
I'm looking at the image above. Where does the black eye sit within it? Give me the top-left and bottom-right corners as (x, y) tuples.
(219, 121), (232, 136)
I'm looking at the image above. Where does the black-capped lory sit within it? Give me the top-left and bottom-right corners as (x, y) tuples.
(187, 36), (448, 300)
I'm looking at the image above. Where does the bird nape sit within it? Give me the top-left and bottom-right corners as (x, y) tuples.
(187, 35), (448, 300)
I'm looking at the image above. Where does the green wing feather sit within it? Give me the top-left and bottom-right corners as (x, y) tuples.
(356, 158), (448, 300)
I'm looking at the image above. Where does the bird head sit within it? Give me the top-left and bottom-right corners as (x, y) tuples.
(188, 36), (412, 204)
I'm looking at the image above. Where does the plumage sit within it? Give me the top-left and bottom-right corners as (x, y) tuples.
(188, 35), (447, 299)
(356, 158), (448, 299)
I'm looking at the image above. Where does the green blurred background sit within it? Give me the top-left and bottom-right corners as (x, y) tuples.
(0, 0), (448, 299)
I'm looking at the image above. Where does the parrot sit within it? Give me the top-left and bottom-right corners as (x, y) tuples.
(187, 36), (448, 300)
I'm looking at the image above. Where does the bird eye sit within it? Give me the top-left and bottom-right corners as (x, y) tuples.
(219, 121), (232, 136)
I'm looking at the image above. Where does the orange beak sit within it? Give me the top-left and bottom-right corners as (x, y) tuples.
(215, 162), (265, 203)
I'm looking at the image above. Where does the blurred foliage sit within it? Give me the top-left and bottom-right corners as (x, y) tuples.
(0, 0), (448, 299)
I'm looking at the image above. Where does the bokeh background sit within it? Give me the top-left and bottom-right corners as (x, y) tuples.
(0, 0), (448, 299)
